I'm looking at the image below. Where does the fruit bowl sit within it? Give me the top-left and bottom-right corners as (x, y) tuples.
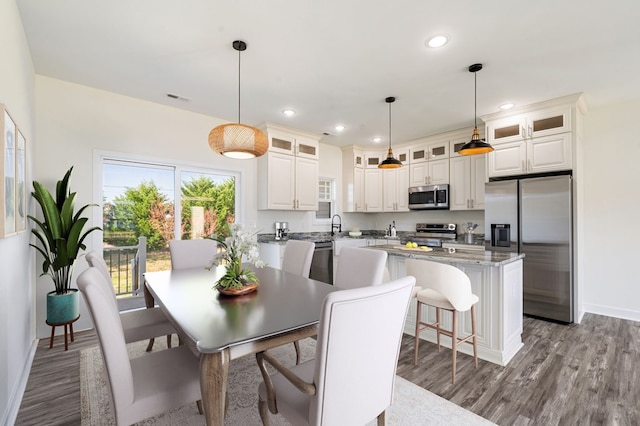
(349, 231), (362, 237)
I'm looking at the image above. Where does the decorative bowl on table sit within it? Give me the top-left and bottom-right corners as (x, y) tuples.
(349, 231), (362, 237)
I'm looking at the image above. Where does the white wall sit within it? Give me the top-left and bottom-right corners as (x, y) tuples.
(34, 76), (260, 337)
(582, 99), (640, 320)
(0, 1), (36, 424)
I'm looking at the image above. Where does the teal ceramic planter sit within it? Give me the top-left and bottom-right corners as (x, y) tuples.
(46, 289), (80, 324)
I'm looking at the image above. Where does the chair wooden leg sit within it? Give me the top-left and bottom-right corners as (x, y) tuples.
(377, 410), (386, 425)
(145, 338), (155, 352)
(414, 301), (422, 366)
(451, 311), (458, 384)
(435, 307), (441, 352)
(471, 304), (478, 368)
(258, 399), (271, 426)
(70, 322), (75, 342)
(293, 340), (301, 365)
(167, 334), (172, 348)
(196, 400), (203, 415)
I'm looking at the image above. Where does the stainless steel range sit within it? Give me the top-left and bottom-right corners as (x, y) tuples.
(404, 223), (457, 247)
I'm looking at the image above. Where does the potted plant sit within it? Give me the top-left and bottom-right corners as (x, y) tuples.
(208, 223), (265, 296)
(28, 167), (101, 324)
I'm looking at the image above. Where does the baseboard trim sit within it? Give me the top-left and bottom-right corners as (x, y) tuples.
(3, 338), (38, 426)
(583, 304), (640, 322)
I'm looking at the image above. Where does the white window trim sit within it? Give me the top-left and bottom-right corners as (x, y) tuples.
(313, 176), (336, 225)
(93, 149), (244, 251)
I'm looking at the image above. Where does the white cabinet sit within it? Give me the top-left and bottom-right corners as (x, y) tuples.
(409, 159), (449, 186)
(257, 123), (320, 210)
(363, 168), (383, 212)
(484, 104), (575, 178)
(382, 166), (409, 212)
(449, 154), (486, 210)
(409, 138), (449, 163)
(486, 106), (571, 145)
(488, 133), (571, 178)
(364, 150), (385, 168)
(342, 148), (365, 212)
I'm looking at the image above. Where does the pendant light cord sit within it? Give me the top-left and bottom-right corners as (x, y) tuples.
(474, 70), (477, 129)
(388, 101), (392, 149)
(237, 46), (241, 124)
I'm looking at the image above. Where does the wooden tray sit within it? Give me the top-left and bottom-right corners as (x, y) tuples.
(392, 245), (433, 253)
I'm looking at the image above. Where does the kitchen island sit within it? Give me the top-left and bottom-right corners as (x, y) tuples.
(373, 245), (525, 366)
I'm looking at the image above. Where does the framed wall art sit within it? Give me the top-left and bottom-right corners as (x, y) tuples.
(1, 104), (17, 237)
(16, 129), (26, 232)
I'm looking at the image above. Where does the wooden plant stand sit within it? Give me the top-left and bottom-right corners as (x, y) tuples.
(46, 315), (80, 351)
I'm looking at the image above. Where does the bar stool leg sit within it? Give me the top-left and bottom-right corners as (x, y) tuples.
(451, 311), (458, 384)
(70, 322), (75, 342)
(414, 301), (422, 366)
(435, 307), (441, 352)
(471, 304), (478, 368)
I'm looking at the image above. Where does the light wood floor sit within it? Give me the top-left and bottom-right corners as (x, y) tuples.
(15, 313), (640, 425)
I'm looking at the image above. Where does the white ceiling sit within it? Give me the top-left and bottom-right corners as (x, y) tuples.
(16, 0), (640, 148)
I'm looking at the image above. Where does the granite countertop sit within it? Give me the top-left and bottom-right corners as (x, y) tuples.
(372, 244), (524, 267)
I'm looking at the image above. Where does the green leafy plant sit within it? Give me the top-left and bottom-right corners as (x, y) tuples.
(208, 223), (265, 290)
(28, 167), (101, 294)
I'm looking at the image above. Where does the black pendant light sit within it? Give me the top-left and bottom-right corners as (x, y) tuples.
(459, 63), (494, 156)
(378, 96), (403, 169)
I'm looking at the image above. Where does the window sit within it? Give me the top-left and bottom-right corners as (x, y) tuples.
(315, 177), (335, 221)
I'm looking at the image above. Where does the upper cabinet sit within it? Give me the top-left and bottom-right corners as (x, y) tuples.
(257, 122), (320, 210)
(409, 138), (449, 163)
(482, 94), (586, 179)
(486, 106), (571, 145)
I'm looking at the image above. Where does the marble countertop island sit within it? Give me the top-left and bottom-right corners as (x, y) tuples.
(372, 245), (524, 267)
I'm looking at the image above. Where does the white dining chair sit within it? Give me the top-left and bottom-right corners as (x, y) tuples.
(280, 240), (316, 364)
(281, 240), (315, 278)
(85, 251), (176, 352)
(406, 258), (479, 384)
(255, 276), (416, 426)
(169, 239), (218, 270)
(333, 246), (387, 289)
(77, 267), (203, 425)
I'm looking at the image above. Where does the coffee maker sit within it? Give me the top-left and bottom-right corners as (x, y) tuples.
(275, 222), (289, 240)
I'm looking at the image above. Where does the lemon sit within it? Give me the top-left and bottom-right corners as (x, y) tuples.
(405, 242), (412, 248)
(419, 246), (429, 250)
(411, 242), (418, 248)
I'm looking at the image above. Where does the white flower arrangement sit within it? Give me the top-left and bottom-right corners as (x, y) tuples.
(209, 223), (265, 290)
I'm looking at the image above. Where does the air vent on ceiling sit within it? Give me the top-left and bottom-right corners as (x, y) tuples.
(166, 93), (190, 102)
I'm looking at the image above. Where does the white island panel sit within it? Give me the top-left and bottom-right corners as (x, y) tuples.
(388, 253), (523, 366)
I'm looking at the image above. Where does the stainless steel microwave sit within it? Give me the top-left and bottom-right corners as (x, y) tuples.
(408, 184), (449, 210)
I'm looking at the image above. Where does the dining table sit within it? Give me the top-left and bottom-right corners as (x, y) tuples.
(143, 265), (337, 425)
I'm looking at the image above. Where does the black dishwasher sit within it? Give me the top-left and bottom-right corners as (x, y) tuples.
(309, 241), (333, 284)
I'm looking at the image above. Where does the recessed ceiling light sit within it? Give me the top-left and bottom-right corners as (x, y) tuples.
(372, 137), (383, 143)
(426, 35), (448, 48)
(334, 125), (345, 132)
(282, 109), (296, 117)
(499, 103), (515, 110)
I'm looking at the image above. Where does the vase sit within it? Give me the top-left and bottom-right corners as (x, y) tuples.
(218, 283), (258, 296)
(46, 289), (80, 324)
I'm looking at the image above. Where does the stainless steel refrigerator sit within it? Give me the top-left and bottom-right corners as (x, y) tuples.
(484, 174), (573, 323)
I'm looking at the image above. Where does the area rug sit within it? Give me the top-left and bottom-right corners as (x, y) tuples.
(80, 338), (495, 425)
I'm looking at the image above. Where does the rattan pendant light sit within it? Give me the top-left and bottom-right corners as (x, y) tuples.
(208, 40), (268, 159)
(378, 97), (403, 169)
(459, 63), (494, 156)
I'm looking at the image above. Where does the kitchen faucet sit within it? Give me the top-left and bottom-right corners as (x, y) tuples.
(331, 214), (342, 236)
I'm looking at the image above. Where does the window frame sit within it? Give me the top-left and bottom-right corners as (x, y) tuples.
(93, 150), (244, 250)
